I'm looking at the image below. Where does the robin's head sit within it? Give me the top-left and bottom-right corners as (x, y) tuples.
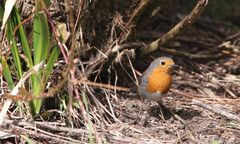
(149, 57), (178, 75)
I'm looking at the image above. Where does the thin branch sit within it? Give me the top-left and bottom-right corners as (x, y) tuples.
(74, 0), (85, 31)
(73, 79), (130, 92)
(2, 119), (88, 134)
(126, 0), (151, 28)
(43, 8), (69, 63)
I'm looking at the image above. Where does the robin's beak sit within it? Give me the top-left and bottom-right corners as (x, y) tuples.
(169, 64), (179, 75)
(171, 64), (179, 70)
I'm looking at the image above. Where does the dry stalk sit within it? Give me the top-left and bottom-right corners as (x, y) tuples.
(43, 8), (69, 63)
(65, 0), (101, 143)
(75, 80), (130, 92)
(119, 0), (151, 42)
(74, 0), (85, 31)
(126, 0), (151, 28)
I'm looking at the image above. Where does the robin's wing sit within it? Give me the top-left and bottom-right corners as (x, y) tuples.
(138, 69), (147, 84)
(139, 59), (159, 84)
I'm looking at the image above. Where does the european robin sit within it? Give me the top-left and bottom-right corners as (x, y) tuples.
(138, 57), (178, 101)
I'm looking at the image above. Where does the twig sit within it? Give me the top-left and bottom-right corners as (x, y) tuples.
(217, 126), (240, 133)
(74, 0), (85, 31)
(2, 119), (88, 134)
(13, 14), (34, 35)
(112, 42), (145, 53)
(117, 0), (151, 43)
(139, 0), (208, 56)
(191, 99), (240, 122)
(126, 0), (151, 28)
(43, 8), (69, 64)
(73, 80), (130, 92)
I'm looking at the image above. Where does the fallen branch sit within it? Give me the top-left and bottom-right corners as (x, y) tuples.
(8, 125), (80, 143)
(139, 0), (208, 56)
(192, 99), (240, 122)
(2, 119), (88, 134)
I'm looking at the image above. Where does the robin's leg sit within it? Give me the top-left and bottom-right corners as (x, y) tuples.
(157, 102), (195, 139)
(159, 102), (195, 139)
(157, 101), (184, 121)
(157, 101), (187, 125)
(157, 101), (166, 120)
(157, 102), (171, 113)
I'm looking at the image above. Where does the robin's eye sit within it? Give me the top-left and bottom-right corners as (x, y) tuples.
(161, 61), (165, 65)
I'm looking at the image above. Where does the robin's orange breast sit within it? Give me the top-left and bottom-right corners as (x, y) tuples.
(146, 65), (173, 94)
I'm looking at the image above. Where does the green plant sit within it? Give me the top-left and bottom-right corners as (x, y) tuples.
(0, 0), (60, 116)
(210, 140), (222, 144)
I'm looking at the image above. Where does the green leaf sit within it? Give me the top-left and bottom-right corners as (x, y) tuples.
(31, 11), (50, 115)
(0, 4), (4, 20)
(45, 44), (60, 81)
(6, 19), (23, 78)
(1, 58), (14, 89)
(21, 135), (37, 144)
(33, 12), (50, 65)
(12, 6), (32, 66)
(210, 140), (222, 144)
(35, 0), (51, 11)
